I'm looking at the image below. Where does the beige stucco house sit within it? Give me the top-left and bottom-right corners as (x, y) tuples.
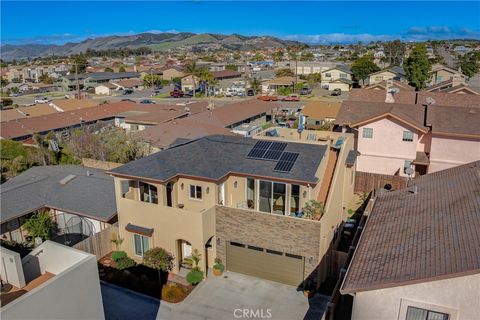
(430, 64), (466, 86)
(320, 66), (353, 91)
(108, 131), (356, 287)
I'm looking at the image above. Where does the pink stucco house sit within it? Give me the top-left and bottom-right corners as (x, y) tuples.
(335, 89), (480, 177)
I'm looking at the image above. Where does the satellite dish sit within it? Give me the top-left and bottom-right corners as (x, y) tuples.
(425, 97), (436, 105)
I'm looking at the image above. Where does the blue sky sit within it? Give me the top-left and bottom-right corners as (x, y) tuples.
(1, 1), (480, 45)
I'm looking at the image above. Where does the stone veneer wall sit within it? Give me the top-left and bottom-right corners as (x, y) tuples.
(215, 205), (322, 277)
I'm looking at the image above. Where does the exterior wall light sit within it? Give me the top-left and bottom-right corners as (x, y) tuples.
(309, 256), (314, 264)
(303, 191), (307, 198)
(234, 181), (238, 188)
(216, 237), (221, 245)
(181, 183), (184, 190)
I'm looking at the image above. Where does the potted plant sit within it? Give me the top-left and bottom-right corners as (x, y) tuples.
(212, 258), (225, 276)
(303, 279), (315, 298)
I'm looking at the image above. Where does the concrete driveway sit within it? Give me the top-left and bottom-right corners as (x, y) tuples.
(102, 271), (328, 320)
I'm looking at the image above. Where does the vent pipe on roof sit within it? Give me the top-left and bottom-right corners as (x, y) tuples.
(408, 185), (418, 195)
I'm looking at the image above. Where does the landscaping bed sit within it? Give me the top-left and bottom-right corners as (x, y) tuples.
(98, 252), (193, 303)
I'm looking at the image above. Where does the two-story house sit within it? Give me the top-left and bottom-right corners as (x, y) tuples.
(335, 89), (480, 178)
(320, 66), (353, 92)
(108, 131), (356, 286)
(367, 66), (406, 86)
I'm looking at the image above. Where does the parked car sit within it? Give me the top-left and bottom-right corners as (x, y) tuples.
(331, 88), (342, 96)
(140, 99), (155, 104)
(225, 88), (237, 97)
(247, 89), (255, 96)
(257, 95), (278, 101)
(170, 89), (184, 98)
(123, 89), (134, 95)
(282, 94), (300, 101)
(9, 92), (20, 97)
(300, 87), (312, 95)
(34, 96), (50, 104)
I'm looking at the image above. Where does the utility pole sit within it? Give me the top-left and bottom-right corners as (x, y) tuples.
(244, 52), (248, 98)
(75, 64), (80, 100)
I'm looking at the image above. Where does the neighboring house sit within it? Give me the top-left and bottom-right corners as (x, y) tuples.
(430, 64), (466, 86)
(181, 75), (199, 92)
(439, 83), (480, 95)
(261, 76), (306, 94)
(161, 67), (185, 81)
(1, 241), (105, 320)
(368, 66), (406, 85)
(335, 89), (480, 177)
(140, 99), (277, 150)
(112, 79), (144, 91)
(320, 66), (353, 91)
(4, 83), (30, 93)
(0, 101), (137, 141)
(302, 101), (341, 130)
(95, 83), (117, 95)
(340, 161), (480, 320)
(0, 165), (118, 244)
(108, 131), (356, 286)
(280, 61), (336, 75)
(57, 72), (140, 91)
(211, 70), (242, 81)
(365, 80), (414, 92)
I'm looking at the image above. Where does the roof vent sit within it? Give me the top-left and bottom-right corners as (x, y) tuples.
(385, 88), (399, 103)
(86, 170), (93, 176)
(59, 174), (77, 185)
(408, 185), (418, 195)
(425, 97), (436, 106)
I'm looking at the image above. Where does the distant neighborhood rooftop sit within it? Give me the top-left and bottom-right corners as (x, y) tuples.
(341, 161), (480, 294)
(0, 165), (117, 223)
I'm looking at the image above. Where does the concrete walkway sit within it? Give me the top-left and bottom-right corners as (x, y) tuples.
(102, 271), (328, 320)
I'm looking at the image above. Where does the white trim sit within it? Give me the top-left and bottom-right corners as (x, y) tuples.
(398, 298), (458, 320)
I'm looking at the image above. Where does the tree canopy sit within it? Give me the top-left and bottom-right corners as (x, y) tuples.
(351, 54), (380, 81)
(404, 44), (432, 90)
(458, 51), (480, 78)
(383, 40), (406, 66)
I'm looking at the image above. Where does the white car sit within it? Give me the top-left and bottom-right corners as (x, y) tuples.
(34, 96), (50, 104)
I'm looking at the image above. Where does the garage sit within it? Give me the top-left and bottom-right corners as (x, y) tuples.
(226, 241), (305, 286)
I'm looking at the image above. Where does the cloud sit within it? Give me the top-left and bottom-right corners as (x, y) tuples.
(284, 26), (480, 44)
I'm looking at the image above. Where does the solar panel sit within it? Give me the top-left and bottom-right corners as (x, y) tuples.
(274, 152), (299, 173)
(269, 142), (287, 151)
(246, 140), (272, 159)
(263, 143), (287, 160)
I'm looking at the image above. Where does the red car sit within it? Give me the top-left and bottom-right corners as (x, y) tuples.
(170, 89), (184, 98)
(257, 95), (278, 101)
(282, 94), (300, 101)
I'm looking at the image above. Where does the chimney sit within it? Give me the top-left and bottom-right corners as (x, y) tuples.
(385, 89), (396, 103)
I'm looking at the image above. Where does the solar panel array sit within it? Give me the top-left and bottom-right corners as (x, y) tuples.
(274, 152), (300, 173)
(246, 140), (299, 173)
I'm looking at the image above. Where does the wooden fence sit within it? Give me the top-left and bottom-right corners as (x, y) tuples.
(73, 224), (119, 260)
(354, 171), (407, 193)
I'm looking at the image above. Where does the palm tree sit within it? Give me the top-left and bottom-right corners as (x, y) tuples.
(186, 62), (198, 94)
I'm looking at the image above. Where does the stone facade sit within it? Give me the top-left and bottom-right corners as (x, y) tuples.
(215, 205), (322, 277)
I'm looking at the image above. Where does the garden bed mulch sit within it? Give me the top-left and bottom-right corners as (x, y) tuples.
(98, 252), (193, 303)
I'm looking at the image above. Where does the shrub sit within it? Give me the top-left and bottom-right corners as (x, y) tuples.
(143, 247), (175, 272)
(115, 257), (136, 270)
(213, 258), (225, 272)
(162, 283), (185, 301)
(22, 210), (56, 241)
(186, 269), (204, 285)
(111, 251), (127, 262)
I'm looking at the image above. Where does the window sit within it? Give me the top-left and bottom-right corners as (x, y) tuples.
(406, 306), (449, 320)
(139, 182), (158, 204)
(325, 73), (331, 78)
(247, 178), (255, 209)
(272, 183), (286, 215)
(290, 185), (300, 215)
(189, 185), (202, 200)
(403, 131), (414, 142)
(315, 120), (321, 125)
(404, 160), (412, 174)
(133, 234), (149, 257)
(259, 180), (272, 213)
(340, 73), (347, 78)
(362, 128), (373, 139)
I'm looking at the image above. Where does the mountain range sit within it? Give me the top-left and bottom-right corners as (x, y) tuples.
(1, 32), (302, 60)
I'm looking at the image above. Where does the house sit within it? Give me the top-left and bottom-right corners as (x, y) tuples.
(365, 80), (414, 91)
(438, 83), (479, 95)
(302, 101), (341, 130)
(320, 66), (353, 91)
(211, 70), (242, 81)
(181, 75), (199, 92)
(161, 67), (185, 81)
(57, 72), (140, 91)
(335, 89), (480, 178)
(261, 76), (306, 94)
(340, 161), (480, 320)
(112, 78), (144, 91)
(140, 99), (277, 150)
(367, 66), (406, 85)
(3, 83), (30, 93)
(49, 98), (99, 112)
(430, 64), (466, 86)
(95, 83), (118, 95)
(0, 165), (118, 244)
(275, 61), (335, 75)
(107, 130), (355, 286)
(1, 241), (105, 320)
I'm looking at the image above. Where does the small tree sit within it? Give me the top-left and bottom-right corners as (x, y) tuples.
(302, 200), (325, 220)
(183, 249), (201, 271)
(351, 54), (380, 82)
(22, 210), (55, 241)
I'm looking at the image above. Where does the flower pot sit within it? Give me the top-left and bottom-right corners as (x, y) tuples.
(213, 268), (223, 276)
(303, 290), (313, 298)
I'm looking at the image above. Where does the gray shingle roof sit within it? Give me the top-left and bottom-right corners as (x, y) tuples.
(341, 161), (480, 294)
(1, 165), (117, 222)
(109, 135), (327, 184)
